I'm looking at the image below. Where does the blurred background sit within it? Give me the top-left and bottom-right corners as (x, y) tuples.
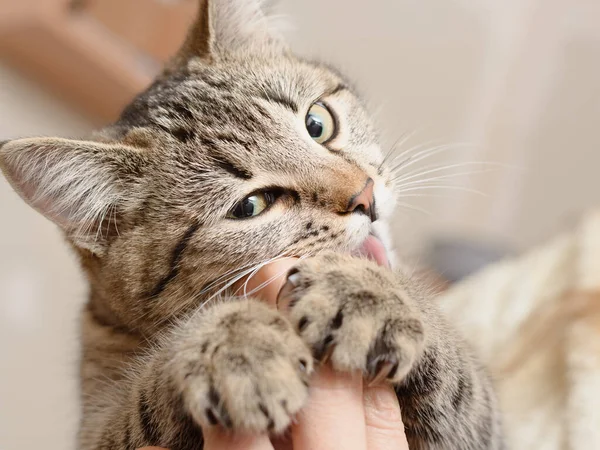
(0, 0), (599, 448)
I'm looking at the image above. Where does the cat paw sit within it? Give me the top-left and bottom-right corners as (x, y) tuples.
(278, 252), (425, 384)
(173, 301), (313, 434)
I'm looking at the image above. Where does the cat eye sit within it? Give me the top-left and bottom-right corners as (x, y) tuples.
(227, 191), (278, 219)
(305, 102), (336, 144)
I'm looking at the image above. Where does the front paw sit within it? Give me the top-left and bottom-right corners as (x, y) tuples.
(172, 301), (313, 434)
(279, 253), (425, 384)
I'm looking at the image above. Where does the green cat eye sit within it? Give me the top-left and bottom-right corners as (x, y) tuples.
(227, 191), (277, 219)
(305, 102), (336, 144)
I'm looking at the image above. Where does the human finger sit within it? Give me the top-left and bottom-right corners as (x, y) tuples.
(242, 260), (368, 449)
(290, 364), (367, 450)
(136, 429), (275, 450)
(363, 383), (408, 450)
(234, 257), (298, 306)
(202, 428), (274, 450)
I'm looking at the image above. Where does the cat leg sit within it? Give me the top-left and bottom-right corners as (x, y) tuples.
(278, 253), (504, 450)
(80, 299), (312, 450)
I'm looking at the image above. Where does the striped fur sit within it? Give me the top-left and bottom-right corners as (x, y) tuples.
(0, 1), (503, 448)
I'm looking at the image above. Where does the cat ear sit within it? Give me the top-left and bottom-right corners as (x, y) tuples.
(174, 0), (287, 63)
(0, 138), (145, 254)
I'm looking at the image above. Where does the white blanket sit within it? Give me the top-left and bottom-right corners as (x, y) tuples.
(439, 211), (600, 449)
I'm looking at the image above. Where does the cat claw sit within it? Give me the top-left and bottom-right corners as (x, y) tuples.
(316, 335), (336, 364)
(367, 357), (399, 386)
(276, 269), (300, 311)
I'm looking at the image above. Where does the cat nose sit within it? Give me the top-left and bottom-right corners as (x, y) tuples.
(347, 178), (377, 222)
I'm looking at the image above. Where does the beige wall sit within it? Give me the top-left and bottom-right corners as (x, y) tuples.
(0, 64), (90, 448)
(1, 0), (599, 448)
(281, 0), (600, 252)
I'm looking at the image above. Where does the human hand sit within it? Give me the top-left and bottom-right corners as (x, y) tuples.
(139, 258), (409, 450)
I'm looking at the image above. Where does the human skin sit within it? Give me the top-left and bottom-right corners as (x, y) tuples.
(139, 258), (409, 450)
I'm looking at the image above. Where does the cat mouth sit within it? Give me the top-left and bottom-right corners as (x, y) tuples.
(351, 234), (390, 268)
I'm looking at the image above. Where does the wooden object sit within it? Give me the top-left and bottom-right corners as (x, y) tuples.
(0, 0), (196, 125)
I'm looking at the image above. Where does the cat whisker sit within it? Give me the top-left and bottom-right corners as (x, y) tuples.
(390, 142), (476, 174)
(396, 201), (433, 216)
(135, 253), (297, 327)
(393, 160), (517, 184)
(236, 253), (295, 295)
(94, 203), (112, 242)
(392, 168), (497, 191)
(194, 250), (295, 299)
(388, 134), (442, 161)
(396, 193), (466, 199)
(132, 263), (271, 325)
(240, 254), (309, 298)
(239, 260), (273, 298)
(111, 203), (120, 237)
(395, 185), (488, 197)
(379, 129), (420, 169)
(197, 258), (277, 296)
(197, 266), (265, 308)
(197, 252), (293, 309)
(237, 252), (302, 298)
(388, 139), (441, 167)
(392, 161), (499, 185)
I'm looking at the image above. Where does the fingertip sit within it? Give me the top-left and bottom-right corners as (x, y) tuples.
(291, 365), (366, 450)
(363, 384), (402, 422)
(363, 384), (409, 450)
(203, 427), (274, 450)
(235, 258), (299, 307)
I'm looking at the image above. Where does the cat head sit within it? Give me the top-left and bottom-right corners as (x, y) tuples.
(0, 0), (396, 332)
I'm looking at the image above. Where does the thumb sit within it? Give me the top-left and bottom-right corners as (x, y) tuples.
(363, 384), (409, 449)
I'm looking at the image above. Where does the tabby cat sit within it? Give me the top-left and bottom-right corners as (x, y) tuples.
(0, 0), (503, 448)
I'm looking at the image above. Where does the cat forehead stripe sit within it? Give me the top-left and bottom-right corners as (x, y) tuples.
(256, 91), (298, 113)
(213, 155), (253, 180)
(329, 83), (348, 96)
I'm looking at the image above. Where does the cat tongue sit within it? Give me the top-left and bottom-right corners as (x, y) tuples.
(354, 235), (390, 268)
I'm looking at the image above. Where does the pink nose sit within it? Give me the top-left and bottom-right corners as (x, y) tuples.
(347, 178), (377, 222)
